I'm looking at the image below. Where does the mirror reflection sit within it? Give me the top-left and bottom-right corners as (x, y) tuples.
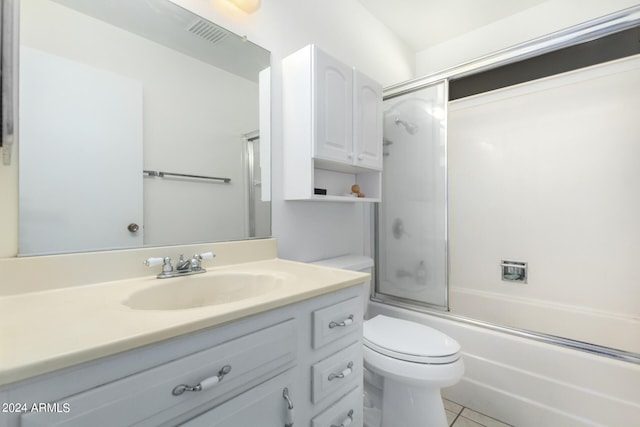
(18, 0), (271, 256)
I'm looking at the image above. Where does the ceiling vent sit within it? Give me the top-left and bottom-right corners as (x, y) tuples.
(187, 19), (228, 45)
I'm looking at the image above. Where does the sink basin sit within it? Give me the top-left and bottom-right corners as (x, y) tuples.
(124, 272), (285, 310)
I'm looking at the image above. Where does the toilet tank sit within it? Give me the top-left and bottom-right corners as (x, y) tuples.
(311, 255), (374, 316)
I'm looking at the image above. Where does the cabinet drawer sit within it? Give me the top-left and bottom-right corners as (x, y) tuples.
(311, 341), (362, 404)
(312, 296), (362, 349)
(311, 386), (362, 427)
(20, 319), (297, 427)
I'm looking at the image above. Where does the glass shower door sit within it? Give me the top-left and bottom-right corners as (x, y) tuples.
(376, 80), (448, 310)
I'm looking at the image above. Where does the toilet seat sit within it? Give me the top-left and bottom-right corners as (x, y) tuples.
(363, 315), (460, 364)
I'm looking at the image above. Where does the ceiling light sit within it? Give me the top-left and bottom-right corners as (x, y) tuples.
(228, 0), (260, 13)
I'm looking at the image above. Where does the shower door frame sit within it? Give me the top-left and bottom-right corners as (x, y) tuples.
(371, 5), (640, 364)
(374, 78), (450, 312)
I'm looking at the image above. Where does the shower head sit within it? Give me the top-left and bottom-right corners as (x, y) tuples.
(394, 117), (418, 135)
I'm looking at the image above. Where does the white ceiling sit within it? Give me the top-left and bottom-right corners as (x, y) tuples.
(358, 0), (548, 52)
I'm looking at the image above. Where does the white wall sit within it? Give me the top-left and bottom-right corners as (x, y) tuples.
(168, 0), (415, 262)
(416, 0), (640, 76)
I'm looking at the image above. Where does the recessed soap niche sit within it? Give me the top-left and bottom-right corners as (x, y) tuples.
(501, 260), (527, 283)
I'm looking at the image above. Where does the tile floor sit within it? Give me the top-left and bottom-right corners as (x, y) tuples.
(444, 399), (513, 427)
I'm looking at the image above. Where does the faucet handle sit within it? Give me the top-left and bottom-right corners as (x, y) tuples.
(145, 257), (173, 274)
(144, 257), (164, 267)
(161, 257), (174, 272)
(190, 252), (215, 271)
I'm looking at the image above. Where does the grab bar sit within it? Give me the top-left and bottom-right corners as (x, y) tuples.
(143, 170), (231, 183)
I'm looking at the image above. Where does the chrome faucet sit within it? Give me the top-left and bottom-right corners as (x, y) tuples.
(176, 254), (191, 271)
(145, 252), (215, 279)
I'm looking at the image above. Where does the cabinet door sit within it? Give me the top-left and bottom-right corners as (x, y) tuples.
(313, 48), (353, 164)
(353, 70), (383, 170)
(180, 370), (294, 427)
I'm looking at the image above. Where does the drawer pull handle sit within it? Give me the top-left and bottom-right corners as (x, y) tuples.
(283, 387), (294, 427)
(328, 362), (354, 381)
(331, 409), (354, 427)
(329, 315), (354, 329)
(172, 365), (232, 396)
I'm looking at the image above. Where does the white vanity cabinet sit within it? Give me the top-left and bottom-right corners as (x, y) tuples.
(0, 285), (364, 427)
(283, 44), (383, 202)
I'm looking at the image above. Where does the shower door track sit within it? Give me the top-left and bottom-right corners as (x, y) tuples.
(370, 295), (640, 365)
(383, 6), (640, 100)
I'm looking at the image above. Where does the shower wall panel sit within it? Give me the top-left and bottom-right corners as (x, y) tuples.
(448, 55), (640, 353)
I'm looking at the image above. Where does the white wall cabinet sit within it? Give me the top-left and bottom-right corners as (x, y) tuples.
(0, 286), (363, 427)
(283, 44), (383, 202)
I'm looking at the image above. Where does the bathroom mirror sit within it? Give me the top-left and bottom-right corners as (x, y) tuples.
(17, 0), (271, 256)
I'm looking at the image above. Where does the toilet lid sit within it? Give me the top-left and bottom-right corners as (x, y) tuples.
(363, 315), (461, 364)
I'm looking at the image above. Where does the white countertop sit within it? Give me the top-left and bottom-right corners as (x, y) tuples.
(0, 258), (368, 387)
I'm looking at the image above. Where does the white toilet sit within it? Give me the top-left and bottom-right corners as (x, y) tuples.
(312, 255), (464, 427)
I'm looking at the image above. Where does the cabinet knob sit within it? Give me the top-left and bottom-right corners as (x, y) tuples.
(127, 223), (140, 233)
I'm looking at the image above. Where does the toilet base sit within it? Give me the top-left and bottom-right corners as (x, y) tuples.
(381, 377), (448, 427)
(364, 406), (382, 427)
(364, 367), (449, 427)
